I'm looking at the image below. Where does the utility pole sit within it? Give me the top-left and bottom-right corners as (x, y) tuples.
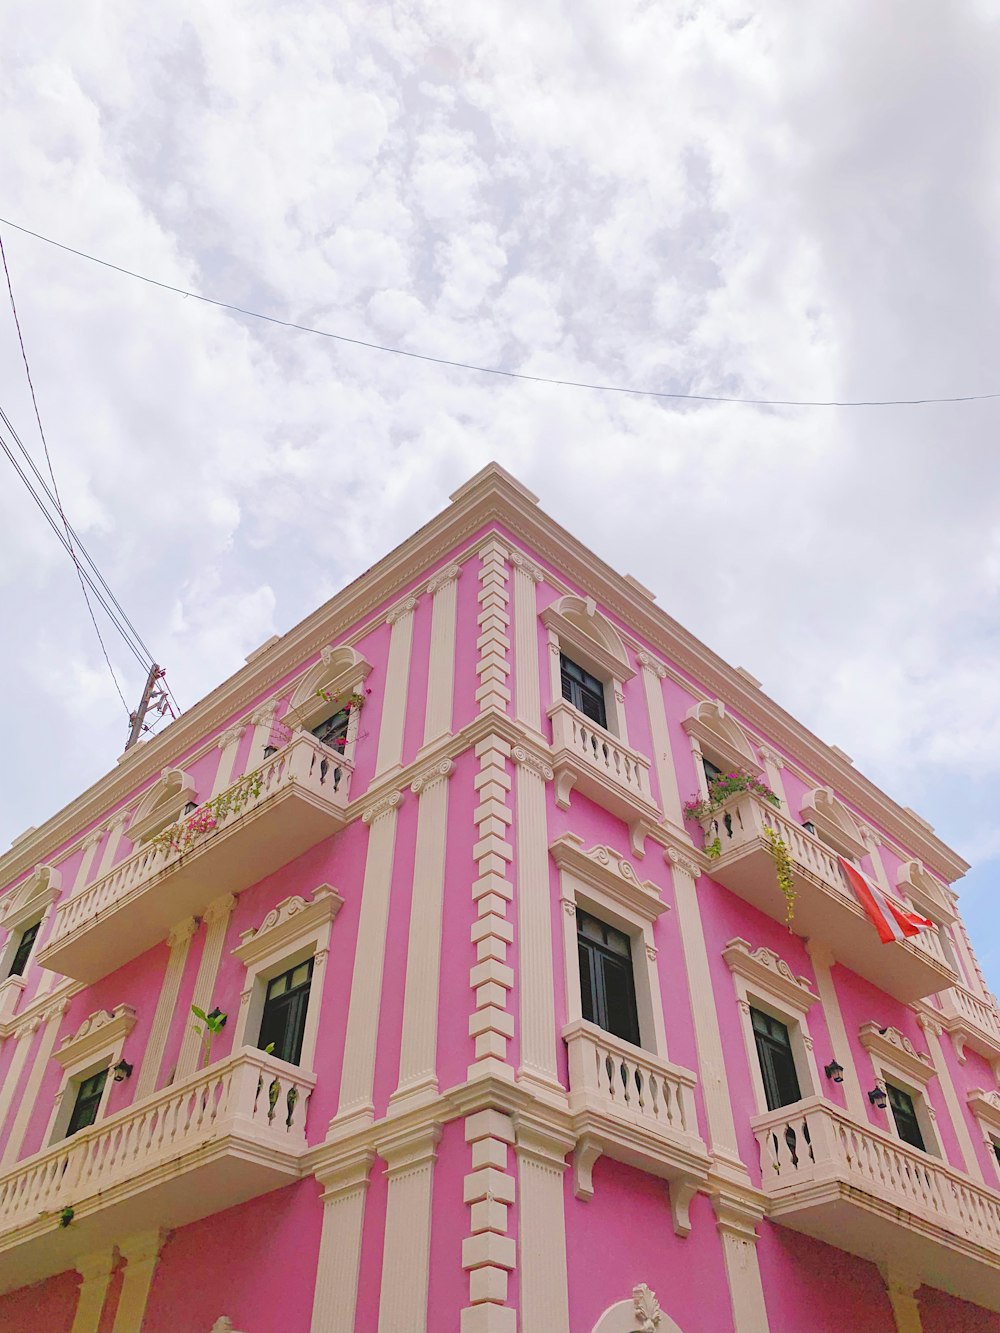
(125, 664), (177, 751)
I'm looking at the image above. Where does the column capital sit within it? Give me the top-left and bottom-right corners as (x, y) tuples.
(510, 551), (544, 583)
(376, 1122), (441, 1177)
(411, 758), (455, 796)
(203, 893), (236, 925)
(361, 788), (404, 825)
(511, 744), (554, 782)
(665, 845), (700, 882)
(75, 1248), (116, 1283)
(427, 563), (461, 596)
(217, 722), (247, 751)
(386, 594), (419, 626)
(636, 651), (667, 680)
(117, 1227), (167, 1266)
(167, 915), (198, 949)
(756, 745), (784, 770)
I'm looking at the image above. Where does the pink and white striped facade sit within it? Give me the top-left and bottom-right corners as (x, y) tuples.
(1, 463), (998, 1333)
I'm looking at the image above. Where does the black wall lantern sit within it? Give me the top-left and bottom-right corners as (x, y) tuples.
(824, 1060), (844, 1084)
(207, 1007), (227, 1027)
(113, 1058), (133, 1082)
(868, 1084), (888, 1110)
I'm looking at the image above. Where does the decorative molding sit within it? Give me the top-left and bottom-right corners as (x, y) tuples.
(540, 601), (634, 682)
(633, 1283), (663, 1332)
(636, 651), (667, 680)
(216, 723), (246, 751)
(967, 1088), (1000, 1133)
(511, 550), (544, 582)
(682, 699), (760, 773)
(204, 892), (237, 926)
(362, 789), (404, 825)
(550, 834), (667, 923)
(55, 1004), (136, 1069)
(410, 757), (455, 796)
(756, 745), (785, 771)
(896, 858), (955, 924)
(385, 594), (419, 625)
(512, 744), (554, 782)
(665, 845), (701, 883)
(234, 885), (343, 970)
(859, 1022), (935, 1086)
(167, 916), (199, 949)
(0, 863), (61, 927)
(426, 563), (461, 596)
(250, 698), (279, 727)
(799, 786), (867, 860)
(129, 767), (197, 844)
(915, 1010), (943, 1039)
(723, 938), (818, 1015)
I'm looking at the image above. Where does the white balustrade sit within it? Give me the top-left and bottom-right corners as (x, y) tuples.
(0, 1050), (315, 1237)
(941, 983), (1000, 1045)
(47, 735), (352, 949)
(564, 1020), (696, 1139)
(754, 1097), (1000, 1255)
(549, 701), (652, 805)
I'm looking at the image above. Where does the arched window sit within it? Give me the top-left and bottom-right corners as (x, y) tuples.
(541, 595), (634, 741)
(799, 786), (866, 861)
(286, 645), (372, 760)
(128, 769), (197, 844)
(682, 699), (761, 799)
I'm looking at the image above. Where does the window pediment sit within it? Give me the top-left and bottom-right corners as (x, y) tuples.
(288, 645), (372, 732)
(682, 700), (760, 776)
(896, 859), (955, 925)
(55, 1004), (137, 1070)
(799, 787), (867, 860)
(540, 598), (634, 683)
(968, 1088), (1000, 1133)
(129, 769), (197, 844)
(550, 834), (666, 922)
(859, 1022), (934, 1086)
(0, 864), (61, 933)
(233, 884), (343, 970)
(723, 937), (817, 1015)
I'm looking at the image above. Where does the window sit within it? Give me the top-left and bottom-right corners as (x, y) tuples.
(577, 910), (640, 1046)
(312, 709), (350, 753)
(560, 654), (608, 730)
(702, 757), (722, 787)
(7, 920), (40, 979)
(886, 1082), (926, 1152)
(257, 958), (315, 1065)
(751, 1007), (802, 1111)
(992, 1138), (1000, 1171)
(66, 1069), (108, 1137)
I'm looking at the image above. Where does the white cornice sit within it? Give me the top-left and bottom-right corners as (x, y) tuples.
(722, 937), (818, 1015)
(858, 1022), (935, 1086)
(54, 1004), (137, 1069)
(0, 464), (970, 890)
(550, 833), (667, 922)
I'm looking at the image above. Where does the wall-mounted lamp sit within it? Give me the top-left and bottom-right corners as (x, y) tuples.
(868, 1084), (888, 1110)
(824, 1060), (844, 1084)
(207, 1007), (227, 1028)
(112, 1058), (133, 1083)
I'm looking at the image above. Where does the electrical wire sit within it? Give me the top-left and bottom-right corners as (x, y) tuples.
(1, 214), (998, 410)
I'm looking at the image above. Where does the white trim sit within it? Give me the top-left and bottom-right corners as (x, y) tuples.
(423, 565), (461, 746)
(112, 1229), (166, 1333)
(133, 917), (197, 1100)
(0, 864), (61, 982)
(376, 601), (417, 775)
(376, 1125), (440, 1333)
(805, 939), (867, 1121)
(682, 700), (761, 788)
(515, 1122), (572, 1333)
(231, 885), (341, 1073)
(915, 1012), (983, 1182)
(637, 653), (685, 829)
(542, 601), (632, 742)
(859, 1023), (942, 1157)
(310, 1151), (376, 1333)
(967, 1089), (1000, 1188)
(46, 1003), (134, 1146)
(724, 938), (820, 1117)
(591, 1285), (682, 1333)
(70, 1250), (116, 1333)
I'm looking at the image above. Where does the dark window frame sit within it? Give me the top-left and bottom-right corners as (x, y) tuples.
(577, 909), (641, 1047)
(66, 1068), (108, 1137)
(311, 708), (350, 752)
(750, 1006), (803, 1111)
(886, 1081), (927, 1153)
(257, 957), (315, 1067)
(8, 919), (41, 979)
(559, 653), (608, 731)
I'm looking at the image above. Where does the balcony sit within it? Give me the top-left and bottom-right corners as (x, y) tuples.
(563, 1020), (711, 1235)
(38, 734), (353, 983)
(753, 1097), (1000, 1313)
(548, 702), (660, 854)
(700, 794), (956, 1003)
(0, 1049), (315, 1294)
(937, 984), (1000, 1074)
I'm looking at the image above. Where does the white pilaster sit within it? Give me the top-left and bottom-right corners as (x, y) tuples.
(70, 827), (105, 897)
(882, 1267), (923, 1333)
(377, 1126), (440, 1333)
(637, 652), (684, 829)
(310, 1151), (375, 1333)
(756, 746), (788, 811)
(246, 698), (279, 771)
(860, 826), (893, 897)
(211, 723), (248, 797)
(714, 1196), (771, 1333)
(390, 762), (453, 1113)
(0, 1019), (40, 1144)
(93, 810), (131, 881)
(332, 791), (402, 1132)
(916, 1010), (984, 1182)
(376, 597), (418, 775)
(1, 998), (67, 1165)
(70, 1251), (116, 1333)
(112, 1230), (166, 1333)
(511, 552), (543, 734)
(513, 745), (560, 1097)
(805, 939), (867, 1122)
(423, 566), (460, 747)
(174, 894), (236, 1081)
(134, 917), (197, 1100)
(515, 1121), (572, 1333)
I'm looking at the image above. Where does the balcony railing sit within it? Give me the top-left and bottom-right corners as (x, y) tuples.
(0, 1048), (315, 1294)
(700, 793), (957, 1003)
(548, 702), (659, 850)
(753, 1097), (1000, 1312)
(938, 983), (1000, 1069)
(39, 734), (353, 983)
(563, 1020), (710, 1232)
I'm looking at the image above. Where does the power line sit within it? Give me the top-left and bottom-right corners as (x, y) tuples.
(2, 213), (998, 410)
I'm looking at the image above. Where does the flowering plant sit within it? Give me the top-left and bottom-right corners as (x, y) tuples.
(682, 770), (780, 823)
(150, 772), (265, 856)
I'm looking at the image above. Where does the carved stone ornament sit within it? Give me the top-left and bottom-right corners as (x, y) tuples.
(386, 595), (418, 626)
(551, 834), (667, 924)
(217, 723), (246, 751)
(210, 1319), (244, 1333)
(560, 898), (577, 916)
(55, 1003), (137, 1068)
(858, 1021), (935, 1086)
(666, 845), (700, 882)
(0, 863), (62, 924)
(756, 745), (785, 771)
(234, 885), (342, 970)
(511, 550), (544, 582)
(512, 745), (554, 782)
(723, 937), (818, 1015)
(362, 789), (404, 825)
(632, 1283), (662, 1331)
(636, 651), (667, 680)
(426, 563), (461, 596)
(411, 758), (455, 796)
(250, 699), (279, 727)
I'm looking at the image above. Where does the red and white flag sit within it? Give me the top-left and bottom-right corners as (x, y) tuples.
(837, 856), (934, 943)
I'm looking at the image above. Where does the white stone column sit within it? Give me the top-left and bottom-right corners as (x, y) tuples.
(637, 652), (683, 829)
(310, 1151), (375, 1333)
(377, 1126), (440, 1333)
(512, 745), (560, 1099)
(714, 1196), (771, 1333)
(376, 597), (418, 776)
(916, 1011), (983, 1182)
(112, 1230), (166, 1333)
(174, 894), (236, 1081)
(134, 917), (198, 1100)
(390, 763), (453, 1114)
(0, 1018), (40, 1143)
(756, 746), (788, 810)
(511, 552), (543, 734)
(666, 848), (744, 1173)
(211, 723), (248, 797)
(515, 1121), (572, 1333)
(70, 1251), (115, 1333)
(332, 791), (402, 1133)
(882, 1267), (923, 1333)
(92, 810), (131, 881)
(1, 997), (68, 1165)
(805, 939), (866, 1121)
(70, 827), (106, 897)
(422, 566), (460, 748)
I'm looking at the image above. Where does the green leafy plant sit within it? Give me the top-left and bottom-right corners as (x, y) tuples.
(763, 825), (796, 926)
(59, 1206), (75, 1228)
(151, 773), (265, 857)
(191, 1005), (228, 1069)
(705, 836), (722, 860)
(683, 770), (780, 824)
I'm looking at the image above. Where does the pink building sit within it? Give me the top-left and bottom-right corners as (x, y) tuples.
(1, 464), (999, 1333)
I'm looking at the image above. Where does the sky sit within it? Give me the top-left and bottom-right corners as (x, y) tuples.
(1, 2), (998, 989)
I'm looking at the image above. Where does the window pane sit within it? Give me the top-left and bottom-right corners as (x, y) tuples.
(577, 913), (640, 1046)
(750, 1006), (801, 1111)
(703, 758), (722, 785)
(559, 654), (608, 729)
(887, 1083), (926, 1152)
(600, 954), (641, 1046)
(67, 1069), (108, 1137)
(9, 920), (41, 978)
(312, 709), (349, 749)
(258, 958), (314, 1065)
(578, 939), (597, 1026)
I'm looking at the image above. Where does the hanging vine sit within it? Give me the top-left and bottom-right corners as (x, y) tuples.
(763, 825), (796, 926)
